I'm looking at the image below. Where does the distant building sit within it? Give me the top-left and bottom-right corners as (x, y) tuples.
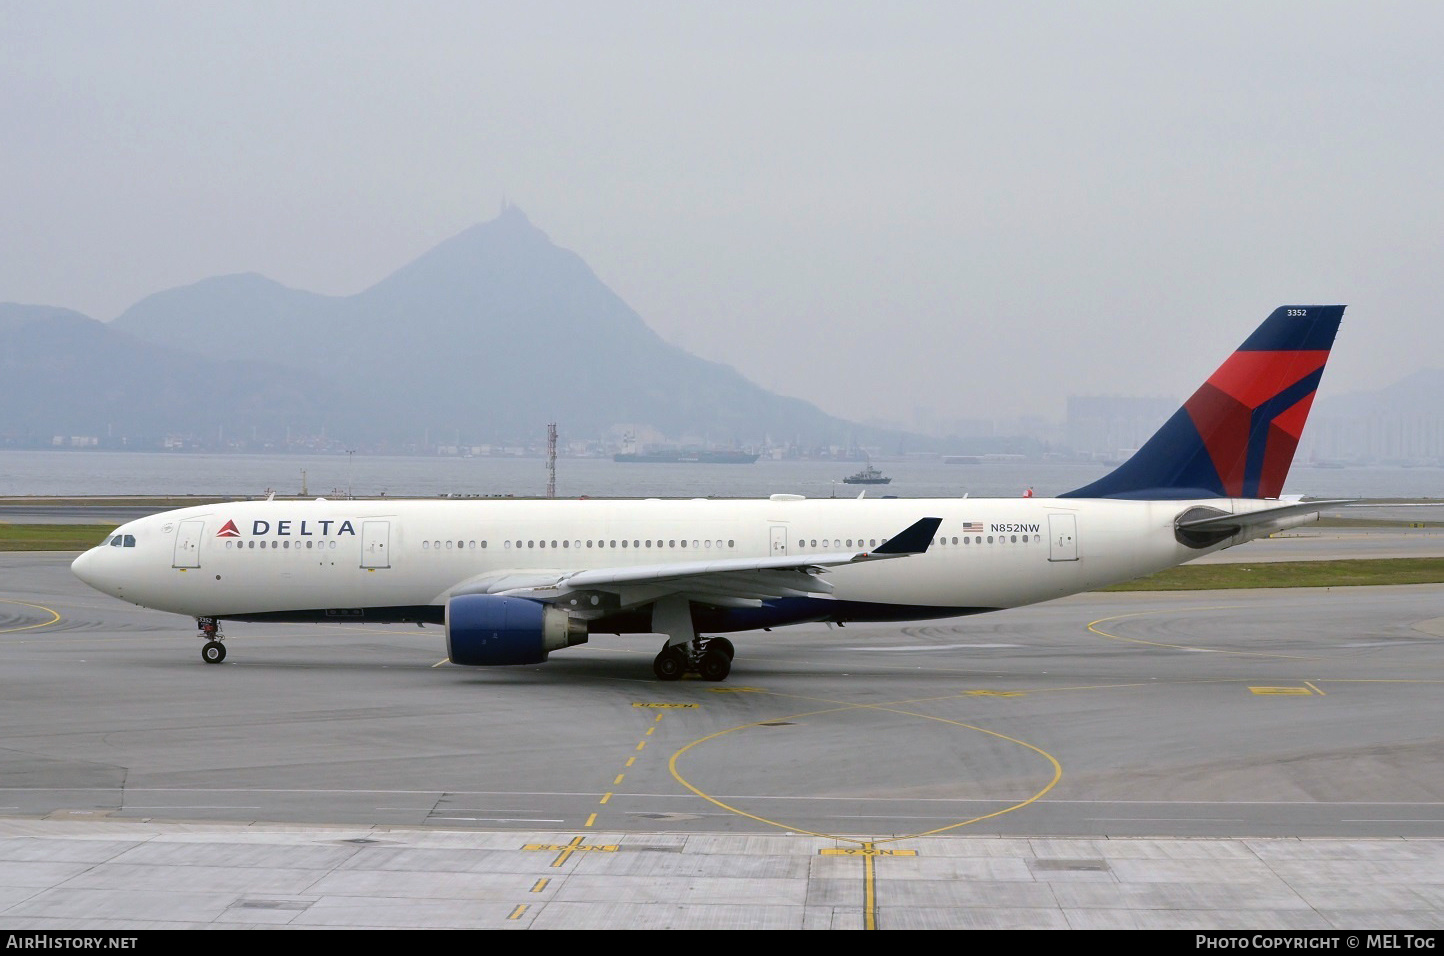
(1305, 411), (1444, 464)
(1304, 370), (1444, 464)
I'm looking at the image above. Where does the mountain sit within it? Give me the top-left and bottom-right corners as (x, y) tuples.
(1314, 368), (1444, 416)
(1305, 369), (1444, 463)
(0, 303), (357, 445)
(3, 208), (883, 450)
(111, 273), (342, 365)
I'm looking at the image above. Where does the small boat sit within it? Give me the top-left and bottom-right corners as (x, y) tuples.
(842, 464), (891, 485)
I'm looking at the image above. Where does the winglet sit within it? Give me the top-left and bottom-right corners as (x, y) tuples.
(872, 517), (943, 555)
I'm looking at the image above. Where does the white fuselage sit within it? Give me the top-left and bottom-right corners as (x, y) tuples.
(71, 494), (1287, 629)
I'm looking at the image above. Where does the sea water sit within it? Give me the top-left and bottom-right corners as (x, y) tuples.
(0, 449), (1437, 500)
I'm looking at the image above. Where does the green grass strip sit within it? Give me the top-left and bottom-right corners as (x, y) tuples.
(1103, 557), (1444, 590)
(0, 524), (118, 551)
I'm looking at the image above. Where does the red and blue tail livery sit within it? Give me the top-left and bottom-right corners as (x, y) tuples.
(1062, 305), (1345, 500)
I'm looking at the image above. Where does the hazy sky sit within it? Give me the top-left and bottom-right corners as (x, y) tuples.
(3, 1), (1441, 428)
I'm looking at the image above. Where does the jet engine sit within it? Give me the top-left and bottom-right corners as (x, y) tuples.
(445, 594), (589, 666)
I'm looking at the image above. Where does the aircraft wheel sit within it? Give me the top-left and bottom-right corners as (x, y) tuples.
(698, 650), (731, 682)
(652, 647), (686, 681)
(706, 637), (735, 661)
(202, 641), (227, 664)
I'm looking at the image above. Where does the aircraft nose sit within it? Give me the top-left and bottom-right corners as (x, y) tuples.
(71, 547), (103, 589)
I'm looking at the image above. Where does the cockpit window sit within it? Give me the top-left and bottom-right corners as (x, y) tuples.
(123, 534), (136, 547)
(106, 534), (137, 548)
(103, 535), (117, 546)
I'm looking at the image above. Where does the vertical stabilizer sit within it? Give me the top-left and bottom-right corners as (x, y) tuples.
(1062, 305), (1345, 500)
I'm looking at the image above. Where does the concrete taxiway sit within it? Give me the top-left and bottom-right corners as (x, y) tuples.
(0, 540), (1441, 929)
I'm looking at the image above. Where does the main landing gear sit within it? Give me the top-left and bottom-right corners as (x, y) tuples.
(197, 617), (227, 664)
(652, 636), (734, 682)
(649, 596), (733, 682)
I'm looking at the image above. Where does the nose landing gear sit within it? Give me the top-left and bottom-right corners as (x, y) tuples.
(197, 617), (227, 664)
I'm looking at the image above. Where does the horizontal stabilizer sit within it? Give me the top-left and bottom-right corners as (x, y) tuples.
(1174, 498), (1353, 549)
(1177, 499), (1353, 535)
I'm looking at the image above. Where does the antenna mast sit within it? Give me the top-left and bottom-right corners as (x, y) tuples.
(546, 422), (557, 498)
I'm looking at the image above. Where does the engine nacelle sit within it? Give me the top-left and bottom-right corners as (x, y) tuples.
(445, 594), (589, 666)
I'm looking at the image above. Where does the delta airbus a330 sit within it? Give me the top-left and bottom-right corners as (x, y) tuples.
(72, 305), (1345, 681)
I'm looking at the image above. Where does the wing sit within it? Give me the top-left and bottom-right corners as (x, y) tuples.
(439, 516), (943, 612)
